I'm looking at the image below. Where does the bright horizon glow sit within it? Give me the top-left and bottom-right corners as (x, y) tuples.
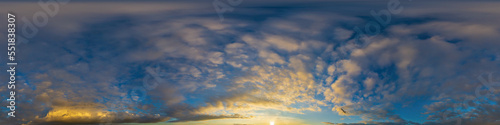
(3, 1), (500, 125)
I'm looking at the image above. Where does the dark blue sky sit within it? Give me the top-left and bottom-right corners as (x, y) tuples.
(0, 0), (499, 125)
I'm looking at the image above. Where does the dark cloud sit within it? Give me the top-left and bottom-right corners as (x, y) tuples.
(0, 0), (499, 125)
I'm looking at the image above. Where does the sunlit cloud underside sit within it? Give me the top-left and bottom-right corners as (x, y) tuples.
(0, 0), (499, 125)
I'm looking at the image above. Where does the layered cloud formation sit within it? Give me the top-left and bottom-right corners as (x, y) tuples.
(0, 0), (499, 125)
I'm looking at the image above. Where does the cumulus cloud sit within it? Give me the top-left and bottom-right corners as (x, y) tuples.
(1, 0), (499, 125)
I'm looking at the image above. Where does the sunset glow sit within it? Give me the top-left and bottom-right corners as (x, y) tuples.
(1, 0), (500, 125)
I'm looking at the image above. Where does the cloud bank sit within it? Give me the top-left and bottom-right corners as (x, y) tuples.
(0, 0), (499, 125)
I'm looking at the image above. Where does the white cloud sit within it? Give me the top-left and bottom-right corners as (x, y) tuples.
(264, 34), (300, 52)
(327, 64), (336, 76)
(208, 52), (225, 65)
(258, 50), (286, 64)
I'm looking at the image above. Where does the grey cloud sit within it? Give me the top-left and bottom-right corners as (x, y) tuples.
(1, 1), (499, 125)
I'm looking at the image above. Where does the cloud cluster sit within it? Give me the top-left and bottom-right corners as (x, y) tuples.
(0, 1), (499, 125)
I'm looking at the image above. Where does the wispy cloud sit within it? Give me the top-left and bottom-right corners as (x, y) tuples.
(0, 1), (499, 125)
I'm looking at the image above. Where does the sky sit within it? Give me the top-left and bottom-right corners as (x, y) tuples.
(0, 0), (499, 125)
